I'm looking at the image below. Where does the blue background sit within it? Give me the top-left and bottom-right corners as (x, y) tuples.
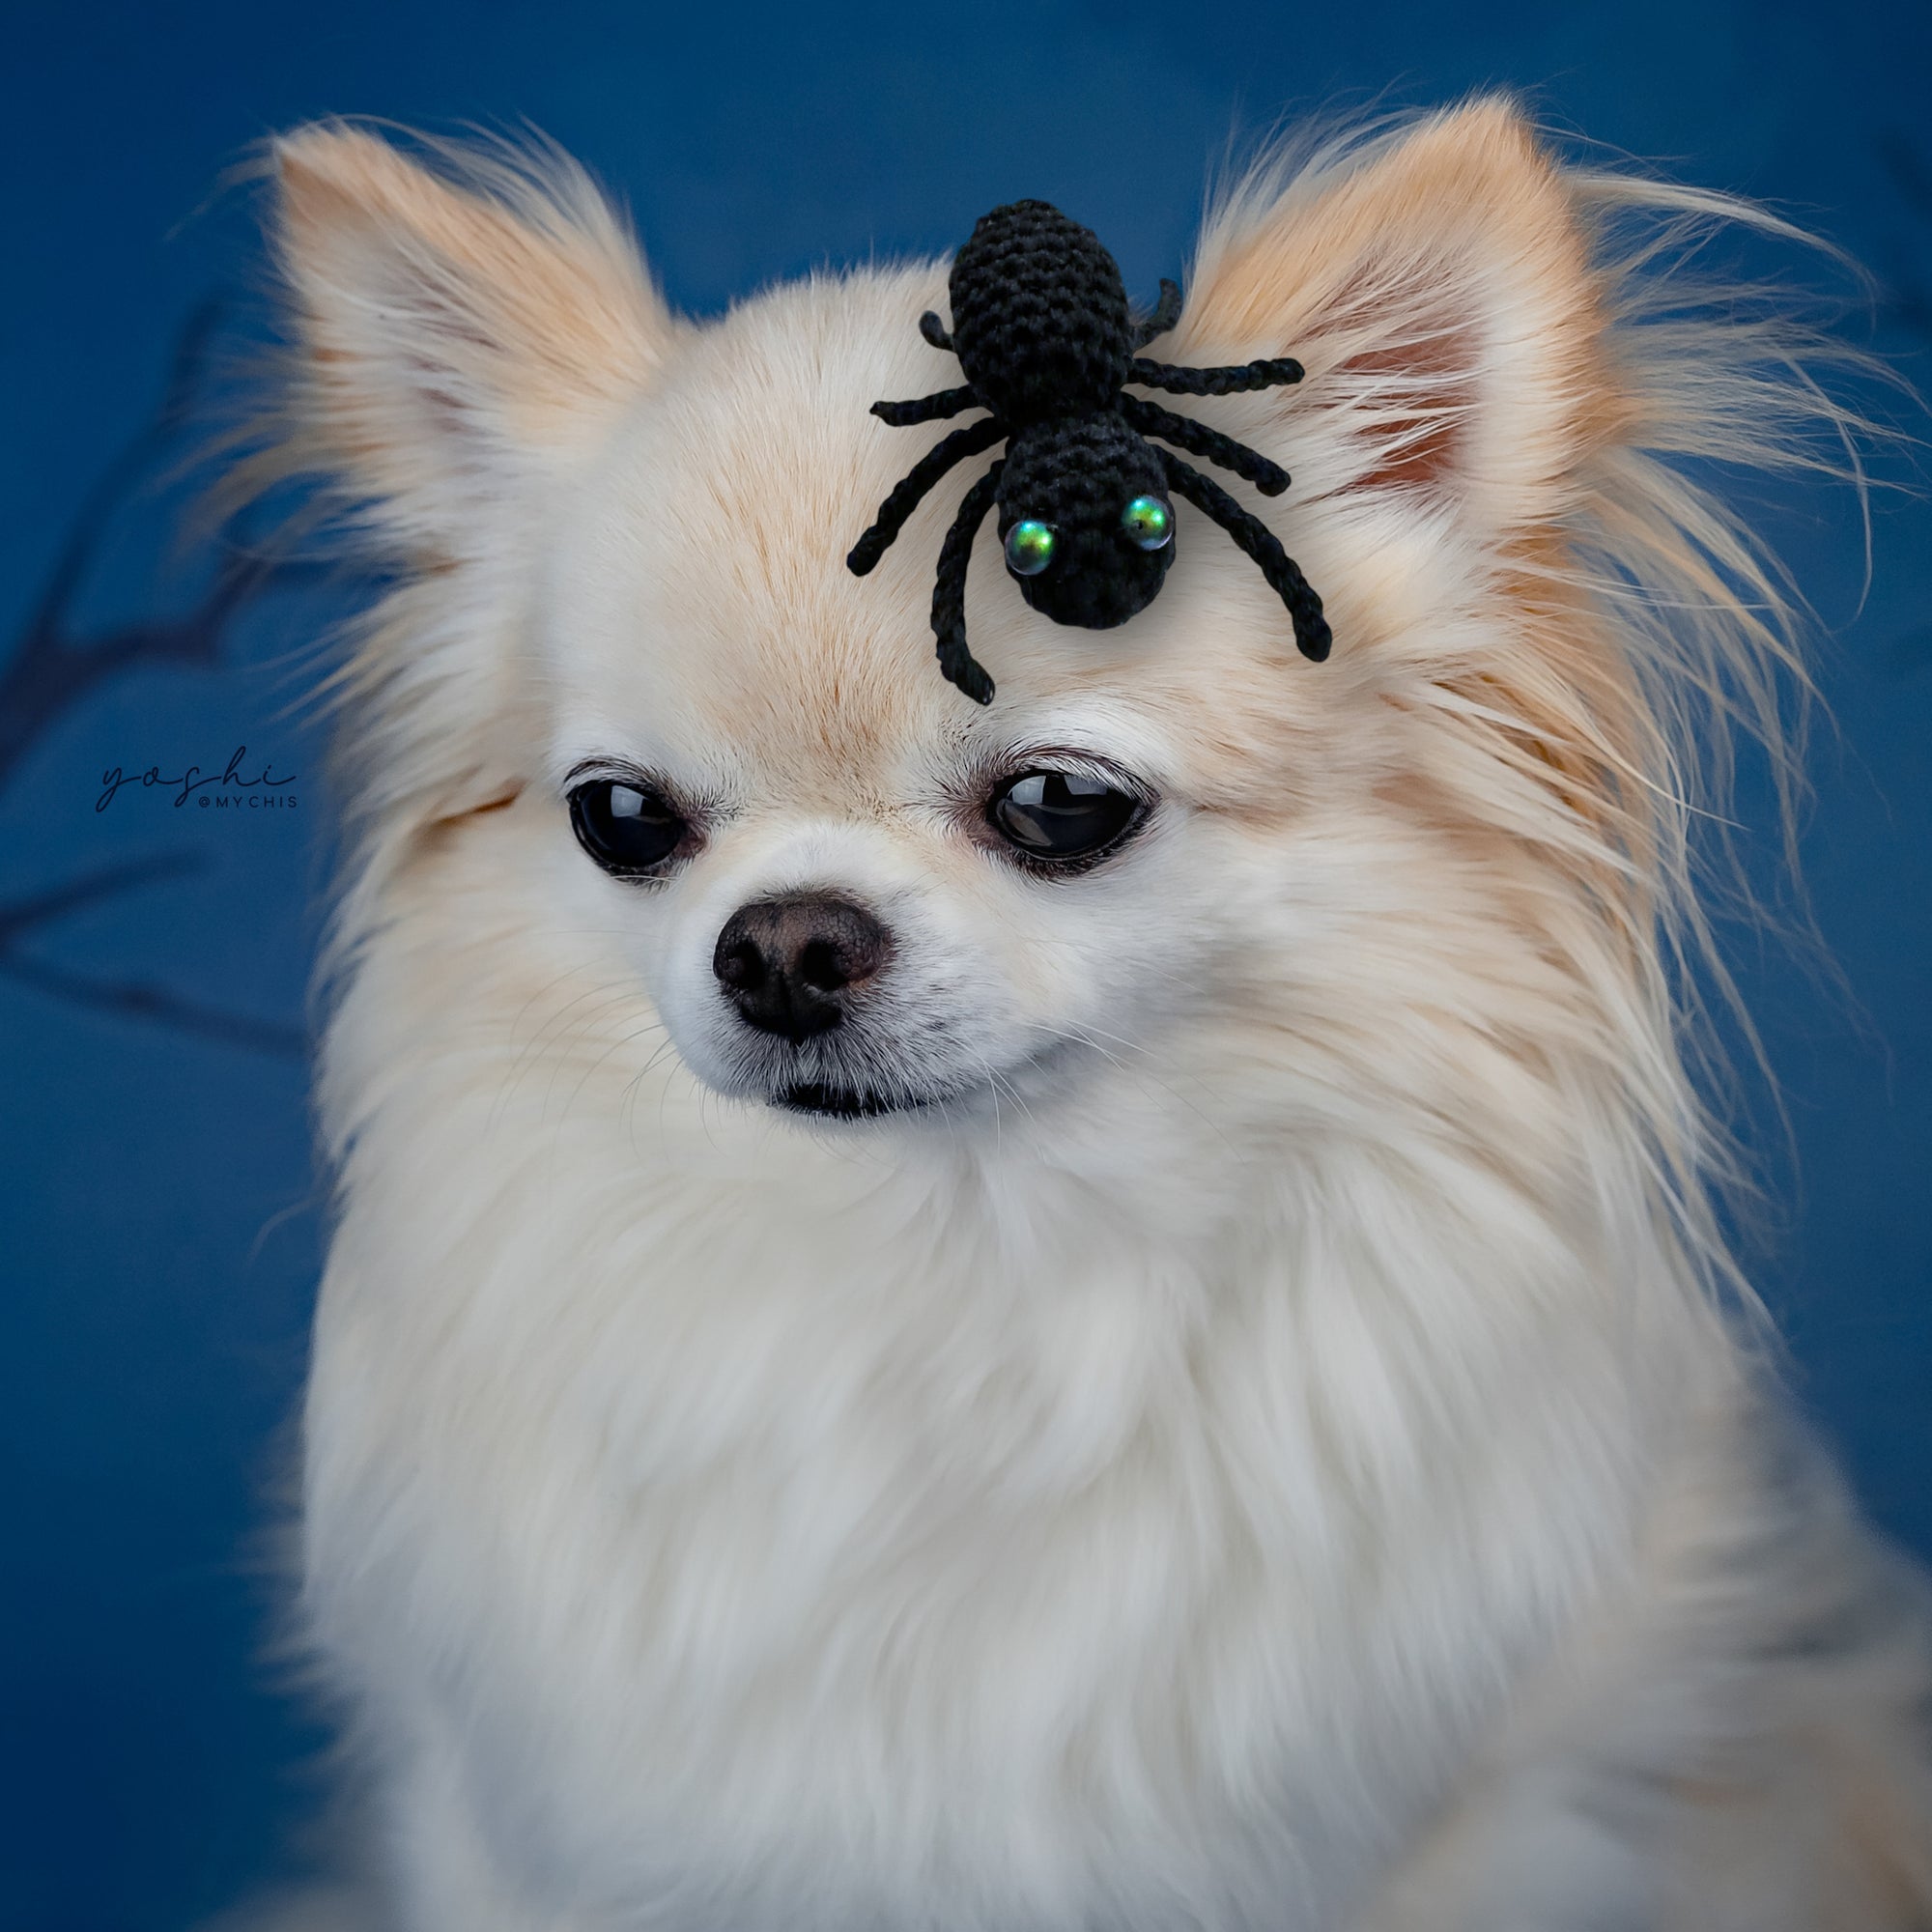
(2, 3), (1927, 1925)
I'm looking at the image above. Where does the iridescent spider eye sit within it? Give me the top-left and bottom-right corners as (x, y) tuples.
(1121, 494), (1174, 551)
(1005, 519), (1057, 577)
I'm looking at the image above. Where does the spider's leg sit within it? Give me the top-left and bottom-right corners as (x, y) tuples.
(1129, 355), (1305, 397)
(1162, 452), (1330, 663)
(930, 459), (1004, 704)
(1119, 394), (1290, 497)
(870, 386), (981, 427)
(919, 311), (954, 351)
(1131, 278), (1183, 351)
(847, 415), (1006, 577)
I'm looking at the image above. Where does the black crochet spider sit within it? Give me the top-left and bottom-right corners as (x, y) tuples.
(846, 199), (1330, 703)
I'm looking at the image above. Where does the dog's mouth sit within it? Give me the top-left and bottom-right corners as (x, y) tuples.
(768, 1041), (1079, 1123)
(775, 1081), (932, 1120)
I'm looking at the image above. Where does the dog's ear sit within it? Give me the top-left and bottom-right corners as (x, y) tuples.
(1178, 97), (1612, 532)
(271, 125), (672, 554)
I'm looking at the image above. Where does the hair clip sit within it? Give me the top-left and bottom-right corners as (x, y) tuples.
(846, 200), (1329, 701)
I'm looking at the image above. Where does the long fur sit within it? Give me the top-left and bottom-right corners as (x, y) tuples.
(226, 99), (1932, 1931)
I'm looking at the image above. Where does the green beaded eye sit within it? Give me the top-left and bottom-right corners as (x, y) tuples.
(1005, 519), (1057, 577)
(1121, 494), (1174, 552)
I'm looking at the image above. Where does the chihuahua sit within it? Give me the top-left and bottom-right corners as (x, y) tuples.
(233, 98), (1932, 1931)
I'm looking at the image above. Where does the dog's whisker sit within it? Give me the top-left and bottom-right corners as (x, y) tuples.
(491, 980), (654, 1128)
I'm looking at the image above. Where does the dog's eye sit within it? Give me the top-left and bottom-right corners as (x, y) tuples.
(1004, 519), (1057, 577)
(568, 779), (690, 877)
(1120, 494), (1174, 551)
(989, 770), (1145, 866)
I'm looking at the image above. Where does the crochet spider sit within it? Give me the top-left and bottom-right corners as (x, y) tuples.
(846, 199), (1330, 703)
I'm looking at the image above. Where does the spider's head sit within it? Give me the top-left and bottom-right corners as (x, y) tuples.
(995, 413), (1176, 630)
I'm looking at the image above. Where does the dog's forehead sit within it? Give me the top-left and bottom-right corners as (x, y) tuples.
(548, 268), (963, 774)
(544, 263), (1311, 809)
(547, 267), (1174, 786)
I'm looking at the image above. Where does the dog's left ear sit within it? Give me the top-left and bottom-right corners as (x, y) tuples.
(1177, 97), (1611, 533)
(271, 124), (673, 554)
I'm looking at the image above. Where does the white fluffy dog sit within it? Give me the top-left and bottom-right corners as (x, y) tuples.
(235, 99), (1932, 1930)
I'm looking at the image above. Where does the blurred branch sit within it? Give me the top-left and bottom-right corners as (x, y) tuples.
(0, 853), (203, 940)
(0, 853), (307, 1057)
(0, 302), (337, 802)
(0, 299), (329, 1058)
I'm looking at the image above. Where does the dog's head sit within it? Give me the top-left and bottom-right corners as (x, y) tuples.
(269, 106), (1822, 1179)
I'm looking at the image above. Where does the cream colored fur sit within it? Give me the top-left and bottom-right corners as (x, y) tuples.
(231, 99), (1932, 1930)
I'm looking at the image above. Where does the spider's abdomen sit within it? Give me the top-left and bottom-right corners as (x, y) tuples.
(949, 201), (1133, 427)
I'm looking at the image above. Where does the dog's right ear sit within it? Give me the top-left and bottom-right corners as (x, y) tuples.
(271, 125), (672, 554)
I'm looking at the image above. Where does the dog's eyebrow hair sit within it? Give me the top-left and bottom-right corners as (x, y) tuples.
(561, 755), (650, 787)
(988, 745), (1158, 796)
(556, 759), (727, 827)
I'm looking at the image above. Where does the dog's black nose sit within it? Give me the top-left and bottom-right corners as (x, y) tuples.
(713, 893), (894, 1042)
